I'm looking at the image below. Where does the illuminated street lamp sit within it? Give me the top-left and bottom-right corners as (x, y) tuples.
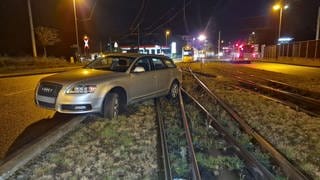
(165, 30), (170, 46)
(73, 0), (80, 55)
(273, 3), (289, 40)
(197, 34), (207, 41)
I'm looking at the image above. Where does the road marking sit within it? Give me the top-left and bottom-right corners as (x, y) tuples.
(4, 89), (34, 97)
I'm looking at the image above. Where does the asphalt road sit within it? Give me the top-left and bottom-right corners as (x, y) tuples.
(0, 74), (74, 160)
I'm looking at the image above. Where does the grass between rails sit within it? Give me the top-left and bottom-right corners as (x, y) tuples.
(181, 77), (286, 179)
(10, 101), (159, 179)
(159, 97), (266, 179)
(0, 57), (79, 74)
(182, 63), (320, 179)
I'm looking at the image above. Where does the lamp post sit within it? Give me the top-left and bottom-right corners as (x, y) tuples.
(273, 3), (288, 58)
(27, 0), (37, 57)
(273, 4), (289, 41)
(165, 30), (170, 46)
(73, 0), (80, 55)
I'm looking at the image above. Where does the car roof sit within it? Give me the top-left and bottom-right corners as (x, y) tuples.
(104, 53), (170, 59)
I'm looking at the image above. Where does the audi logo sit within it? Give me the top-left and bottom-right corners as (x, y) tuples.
(41, 87), (53, 93)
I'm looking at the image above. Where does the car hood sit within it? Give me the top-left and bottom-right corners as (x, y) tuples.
(41, 68), (123, 84)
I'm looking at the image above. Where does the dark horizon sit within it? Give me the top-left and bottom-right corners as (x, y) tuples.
(0, 0), (319, 57)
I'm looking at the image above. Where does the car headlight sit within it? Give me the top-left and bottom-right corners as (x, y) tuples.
(66, 85), (97, 94)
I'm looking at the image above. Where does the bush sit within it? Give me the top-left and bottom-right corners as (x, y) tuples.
(0, 56), (76, 73)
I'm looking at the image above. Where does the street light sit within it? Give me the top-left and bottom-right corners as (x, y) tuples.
(165, 30), (170, 46)
(73, 0), (80, 55)
(197, 34), (207, 41)
(273, 3), (289, 41)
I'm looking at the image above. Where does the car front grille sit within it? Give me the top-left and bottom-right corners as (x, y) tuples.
(36, 82), (62, 108)
(37, 82), (62, 97)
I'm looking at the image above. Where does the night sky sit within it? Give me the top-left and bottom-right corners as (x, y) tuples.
(0, 0), (319, 57)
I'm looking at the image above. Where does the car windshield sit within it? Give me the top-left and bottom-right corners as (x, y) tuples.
(84, 56), (135, 72)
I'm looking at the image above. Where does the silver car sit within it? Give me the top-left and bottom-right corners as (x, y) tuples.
(35, 53), (182, 118)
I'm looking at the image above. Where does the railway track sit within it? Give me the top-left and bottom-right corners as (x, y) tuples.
(236, 71), (320, 100)
(229, 72), (320, 117)
(235, 77), (320, 117)
(190, 67), (320, 117)
(156, 94), (271, 179)
(169, 68), (311, 179)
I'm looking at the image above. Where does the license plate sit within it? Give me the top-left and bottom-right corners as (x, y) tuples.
(37, 95), (55, 104)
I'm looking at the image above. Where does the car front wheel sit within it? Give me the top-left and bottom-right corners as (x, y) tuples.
(102, 92), (120, 119)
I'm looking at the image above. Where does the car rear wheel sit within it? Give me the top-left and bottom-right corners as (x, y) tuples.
(102, 92), (120, 119)
(168, 81), (179, 99)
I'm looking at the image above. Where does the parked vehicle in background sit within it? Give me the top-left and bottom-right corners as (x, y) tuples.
(232, 44), (260, 61)
(182, 45), (195, 62)
(35, 53), (182, 118)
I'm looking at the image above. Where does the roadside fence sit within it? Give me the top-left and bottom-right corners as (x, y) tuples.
(263, 39), (320, 59)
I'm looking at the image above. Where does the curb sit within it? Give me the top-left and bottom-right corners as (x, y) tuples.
(0, 66), (82, 78)
(0, 115), (88, 180)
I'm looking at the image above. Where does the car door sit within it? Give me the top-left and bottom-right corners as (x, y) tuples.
(128, 57), (157, 101)
(151, 57), (171, 94)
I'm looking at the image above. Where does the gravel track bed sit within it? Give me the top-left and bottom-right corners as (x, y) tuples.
(9, 100), (159, 179)
(181, 63), (320, 179)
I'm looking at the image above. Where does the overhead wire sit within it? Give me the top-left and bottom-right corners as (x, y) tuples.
(145, 0), (192, 36)
(183, 0), (190, 34)
(119, 0), (192, 40)
(145, 7), (175, 31)
(129, 0), (146, 31)
(118, 0), (148, 40)
(78, 0), (99, 22)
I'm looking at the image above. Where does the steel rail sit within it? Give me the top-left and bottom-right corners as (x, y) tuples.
(235, 77), (320, 117)
(236, 70), (320, 99)
(154, 98), (173, 180)
(232, 84), (304, 111)
(181, 88), (275, 179)
(239, 78), (320, 105)
(178, 89), (201, 180)
(184, 67), (320, 117)
(188, 70), (311, 180)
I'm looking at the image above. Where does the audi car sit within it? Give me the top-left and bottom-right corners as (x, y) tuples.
(35, 53), (182, 118)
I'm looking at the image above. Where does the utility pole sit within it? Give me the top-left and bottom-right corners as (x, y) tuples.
(137, 23), (140, 51)
(73, 0), (80, 55)
(99, 41), (102, 53)
(316, 6), (320, 40)
(278, 7), (283, 40)
(27, 0), (37, 57)
(218, 31), (221, 59)
(183, 0), (189, 34)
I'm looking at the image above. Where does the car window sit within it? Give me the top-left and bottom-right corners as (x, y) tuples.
(152, 58), (166, 70)
(85, 56), (134, 72)
(133, 58), (151, 72)
(163, 58), (176, 68)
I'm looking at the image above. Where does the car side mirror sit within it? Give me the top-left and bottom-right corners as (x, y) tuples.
(133, 66), (145, 73)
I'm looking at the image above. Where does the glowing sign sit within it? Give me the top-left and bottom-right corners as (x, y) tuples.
(171, 42), (176, 54)
(83, 35), (89, 49)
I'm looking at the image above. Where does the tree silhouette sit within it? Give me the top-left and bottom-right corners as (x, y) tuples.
(35, 26), (60, 57)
